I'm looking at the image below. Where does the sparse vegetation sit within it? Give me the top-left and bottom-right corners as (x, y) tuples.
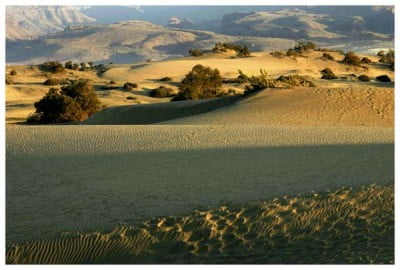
(245, 69), (277, 95)
(123, 82), (138, 90)
(109, 80), (116, 84)
(40, 61), (65, 73)
(174, 64), (223, 100)
(375, 75), (391, 82)
(43, 78), (64, 85)
(378, 50), (394, 70)
(64, 61), (73, 69)
(223, 70), (249, 84)
(342, 52), (361, 66)
(293, 41), (317, 53)
(150, 86), (175, 98)
(6, 76), (13, 85)
(277, 75), (315, 87)
(320, 68), (338, 80)
(160, 77), (172, 82)
(361, 57), (372, 64)
(10, 69), (17, 76)
(358, 75), (370, 82)
(321, 53), (334, 61)
(126, 96), (137, 100)
(27, 79), (102, 123)
(189, 49), (203, 57)
(270, 51), (286, 58)
(213, 43), (251, 58)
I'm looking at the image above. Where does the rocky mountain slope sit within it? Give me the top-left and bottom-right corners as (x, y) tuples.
(6, 6), (96, 40)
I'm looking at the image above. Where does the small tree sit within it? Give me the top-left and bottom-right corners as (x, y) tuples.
(150, 86), (175, 98)
(175, 65), (223, 100)
(189, 49), (203, 57)
(65, 61), (73, 69)
(28, 79), (101, 123)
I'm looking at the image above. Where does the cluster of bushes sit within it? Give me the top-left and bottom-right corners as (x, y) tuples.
(342, 52), (361, 66)
(27, 79), (102, 123)
(270, 51), (286, 58)
(150, 86), (175, 98)
(378, 50), (394, 70)
(40, 61), (65, 73)
(123, 82), (138, 90)
(320, 68), (338, 80)
(174, 64), (224, 100)
(213, 43), (251, 58)
(64, 61), (94, 71)
(277, 75), (315, 87)
(189, 49), (203, 57)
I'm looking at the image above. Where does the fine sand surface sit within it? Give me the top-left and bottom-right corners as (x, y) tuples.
(7, 185), (394, 264)
(7, 125), (393, 245)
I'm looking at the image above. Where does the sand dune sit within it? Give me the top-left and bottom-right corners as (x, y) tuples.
(7, 185), (394, 264)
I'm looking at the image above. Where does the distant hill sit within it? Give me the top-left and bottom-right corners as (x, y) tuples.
(6, 6), (96, 40)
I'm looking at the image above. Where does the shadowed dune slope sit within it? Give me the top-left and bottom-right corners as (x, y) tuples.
(84, 96), (239, 125)
(7, 185), (394, 264)
(83, 86), (393, 127)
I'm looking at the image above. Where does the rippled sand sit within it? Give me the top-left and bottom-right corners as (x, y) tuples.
(7, 185), (394, 264)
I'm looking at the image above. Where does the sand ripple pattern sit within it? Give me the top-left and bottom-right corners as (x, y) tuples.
(7, 185), (394, 264)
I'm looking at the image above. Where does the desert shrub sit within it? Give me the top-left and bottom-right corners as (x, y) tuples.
(10, 69), (17, 76)
(44, 78), (62, 85)
(126, 96), (137, 100)
(361, 57), (372, 64)
(175, 64), (223, 100)
(213, 43), (251, 57)
(6, 76), (13, 85)
(286, 49), (298, 57)
(224, 70), (250, 84)
(375, 75), (391, 82)
(277, 75), (315, 87)
(72, 63), (80, 71)
(27, 79), (101, 123)
(237, 46), (251, 58)
(377, 50), (385, 57)
(245, 69), (277, 94)
(150, 86), (175, 98)
(123, 82), (138, 90)
(358, 75), (370, 82)
(270, 51), (286, 58)
(189, 49), (203, 57)
(109, 80), (116, 84)
(88, 62), (94, 67)
(320, 68), (338, 80)
(322, 53), (334, 61)
(378, 50), (394, 70)
(40, 61), (65, 73)
(293, 41), (317, 53)
(64, 61), (73, 69)
(160, 76), (172, 82)
(342, 52), (361, 66)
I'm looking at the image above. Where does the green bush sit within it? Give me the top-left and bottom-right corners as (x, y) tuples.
(150, 86), (175, 98)
(10, 69), (17, 76)
(175, 64), (223, 100)
(189, 49), (203, 57)
(320, 68), (338, 80)
(160, 77), (172, 82)
(123, 82), (138, 90)
(358, 75), (370, 82)
(40, 61), (65, 73)
(342, 52), (361, 66)
(27, 79), (102, 123)
(322, 53), (334, 61)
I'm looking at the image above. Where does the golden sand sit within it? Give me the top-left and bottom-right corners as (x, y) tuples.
(7, 185), (394, 264)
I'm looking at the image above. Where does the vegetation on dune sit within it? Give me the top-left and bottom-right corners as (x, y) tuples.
(9, 69), (17, 76)
(321, 52), (334, 61)
(358, 75), (370, 82)
(213, 43), (251, 58)
(160, 76), (172, 82)
(150, 86), (175, 98)
(174, 64), (224, 100)
(378, 50), (394, 70)
(375, 75), (391, 82)
(27, 79), (102, 124)
(40, 61), (65, 73)
(270, 51), (286, 58)
(277, 75), (316, 87)
(342, 52), (361, 66)
(293, 41), (317, 53)
(123, 82), (138, 90)
(6, 76), (13, 85)
(223, 70), (249, 84)
(43, 78), (69, 86)
(189, 49), (203, 57)
(245, 69), (277, 95)
(361, 57), (372, 64)
(320, 68), (338, 80)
